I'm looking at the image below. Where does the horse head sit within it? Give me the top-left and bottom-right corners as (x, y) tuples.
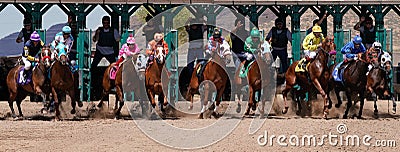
(218, 41), (233, 65)
(55, 43), (68, 65)
(134, 53), (148, 80)
(41, 45), (52, 68)
(380, 51), (392, 73)
(259, 41), (273, 64)
(317, 36), (335, 65)
(155, 45), (165, 64)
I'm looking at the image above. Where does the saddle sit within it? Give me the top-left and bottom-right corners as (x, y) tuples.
(195, 59), (210, 82)
(239, 61), (255, 78)
(295, 58), (311, 73)
(17, 66), (32, 85)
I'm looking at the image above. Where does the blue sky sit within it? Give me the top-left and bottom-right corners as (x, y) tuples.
(0, 4), (107, 38)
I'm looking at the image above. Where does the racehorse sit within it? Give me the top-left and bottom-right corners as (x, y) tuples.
(6, 45), (53, 118)
(145, 45), (170, 118)
(234, 41), (275, 118)
(282, 37), (335, 118)
(328, 52), (369, 119)
(50, 44), (82, 120)
(186, 41), (232, 119)
(365, 49), (396, 115)
(98, 53), (147, 119)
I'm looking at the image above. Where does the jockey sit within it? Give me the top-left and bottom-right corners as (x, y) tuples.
(113, 35), (140, 70)
(205, 28), (225, 58)
(338, 35), (366, 70)
(300, 25), (325, 68)
(372, 41), (383, 57)
(51, 26), (75, 65)
(241, 28), (262, 74)
(21, 31), (44, 81)
(146, 32), (168, 64)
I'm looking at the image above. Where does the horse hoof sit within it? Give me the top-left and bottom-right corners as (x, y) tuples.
(211, 112), (219, 119)
(296, 110), (301, 116)
(323, 112), (328, 119)
(335, 104), (341, 108)
(70, 109), (76, 114)
(282, 107), (289, 114)
(374, 110), (378, 116)
(198, 113), (204, 119)
(392, 107), (397, 114)
(357, 115), (363, 119)
(343, 115), (348, 119)
(78, 101), (83, 107)
(236, 104), (241, 113)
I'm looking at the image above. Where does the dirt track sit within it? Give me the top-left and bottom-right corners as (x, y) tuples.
(0, 95), (399, 151)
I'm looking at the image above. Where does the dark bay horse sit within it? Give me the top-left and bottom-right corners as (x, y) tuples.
(234, 41), (275, 118)
(6, 46), (52, 118)
(145, 46), (169, 118)
(366, 50), (396, 115)
(282, 37), (335, 118)
(98, 53), (147, 118)
(51, 46), (82, 120)
(328, 53), (369, 119)
(186, 41), (232, 119)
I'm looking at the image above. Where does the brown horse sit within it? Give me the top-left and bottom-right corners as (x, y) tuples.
(234, 41), (275, 118)
(366, 49), (396, 115)
(328, 54), (369, 119)
(282, 37), (335, 118)
(145, 46), (169, 118)
(50, 46), (82, 120)
(186, 41), (232, 119)
(98, 53), (147, 118)
(6, 46), (52, 118)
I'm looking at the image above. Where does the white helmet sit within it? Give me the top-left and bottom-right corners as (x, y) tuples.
(372, 42), (382, 50)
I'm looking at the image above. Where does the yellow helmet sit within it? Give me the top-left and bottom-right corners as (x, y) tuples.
(312, 25), (322, 33)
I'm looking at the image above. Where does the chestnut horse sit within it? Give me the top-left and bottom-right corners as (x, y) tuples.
(234, 41), (275, 118)
(145, 45), (169, 118)
(6, 46), (52, 118)
(98, 53), (147, 118)
(50, 45), (82, 120)
(186, 41), (232, 119)
(282, 37), (335, 118)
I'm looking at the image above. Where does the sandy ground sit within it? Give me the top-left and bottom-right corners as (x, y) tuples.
(0, 94), (399, 151)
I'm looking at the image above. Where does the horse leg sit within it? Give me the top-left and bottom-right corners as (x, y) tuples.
(282, 82), (295, 114)
(8, 91), (17, 118)
(115, 85), (124, 119)
(16, 99), (23, 118)
(52, 87), (61, 120)
(69, 89), (77, 115)
(334, 87), (342, 108)
(392, 96), (397, 114)
(372, 92), (378, 116)
(311, 78), (329, 118)
(158, 93), (166, 118)
(212, 85), (225, 119)
(358, 90), (365, 119)
(343, 90), (352, 119)
(245, 87), (254, 116)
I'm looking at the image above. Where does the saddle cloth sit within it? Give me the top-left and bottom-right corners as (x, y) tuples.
(295, 58), (311, 73)
(17, 66), (32, 85)
(239, 61), (255, 78)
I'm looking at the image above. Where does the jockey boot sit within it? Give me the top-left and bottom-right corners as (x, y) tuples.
(241, 60), (250, 74)
(22, 69), (29, 81)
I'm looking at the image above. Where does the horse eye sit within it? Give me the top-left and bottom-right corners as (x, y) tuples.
(382, 58), (385, 62)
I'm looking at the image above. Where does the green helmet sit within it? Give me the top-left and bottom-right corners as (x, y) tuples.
(250, 28), (260, 38)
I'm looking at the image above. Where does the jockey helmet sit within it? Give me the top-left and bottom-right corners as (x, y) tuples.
(126, 36), (136, 44)
(372, 42), (382, 50)
(312, 25), (322, 33)
(23, 18), (31, 26)
(275, 18), (284, 25)
(30, 31), (41, 42)
(353, 35), (362, 44)
(154, 32), (164, 42)
(213, 28), (221, 38)
(62, 26), (71, 34)
(250, 28), (260, 38)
